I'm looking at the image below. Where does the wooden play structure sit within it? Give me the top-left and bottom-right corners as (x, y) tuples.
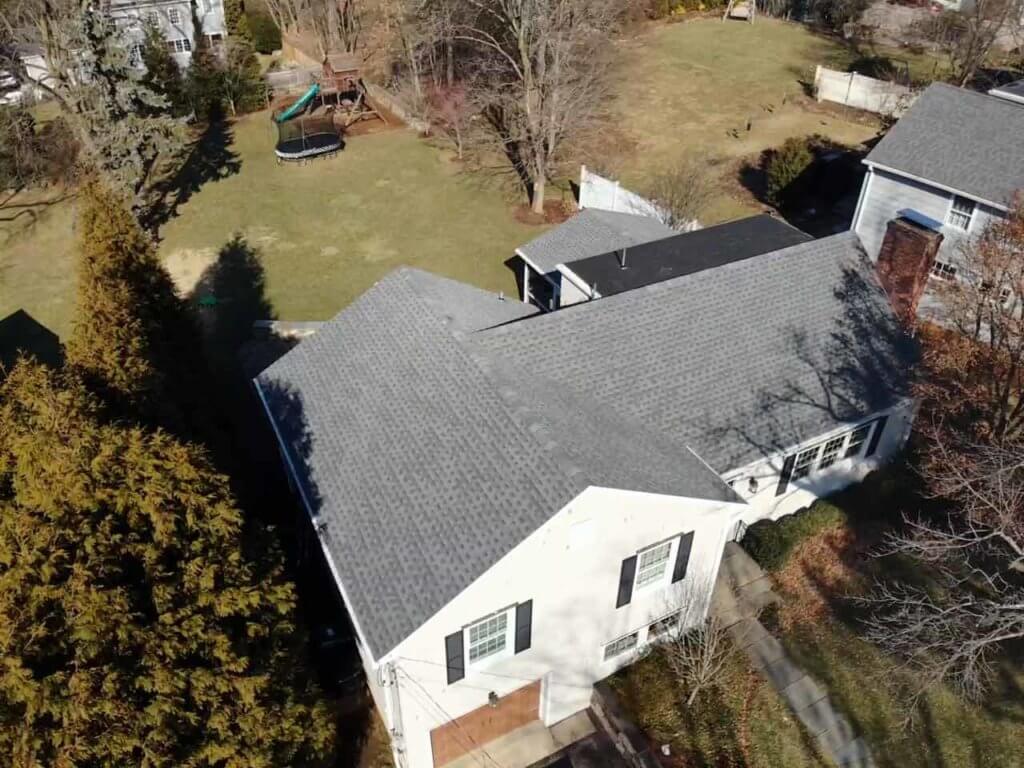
(318, 52), (386, 127)
(723, 0), (756, 21)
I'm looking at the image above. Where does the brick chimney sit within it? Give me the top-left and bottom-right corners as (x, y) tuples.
(876, 216), (944, 324)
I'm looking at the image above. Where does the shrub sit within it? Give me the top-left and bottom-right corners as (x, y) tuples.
(247, 11), (282, 54)
(0, 107), (80, 189)
(743, 501), (848, 571)
(764, 136), (814, 207)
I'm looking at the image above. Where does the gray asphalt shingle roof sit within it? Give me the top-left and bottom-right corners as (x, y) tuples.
(257, 269), (737, 660)
(518, 208), (674, 273)
(865, 82), (1024, 208)
(258, 233), (913, 659)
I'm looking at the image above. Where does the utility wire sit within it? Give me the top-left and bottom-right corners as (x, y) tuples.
(395, 656), (594, 691)
(395, 666), (507, 768)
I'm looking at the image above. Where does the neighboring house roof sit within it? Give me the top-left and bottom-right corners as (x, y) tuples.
(864, 82), (1024, 208)
(258, 233), (914, 659)
(256, 269), (738, 660)
(518, 208), (674, 274)
(566, 215), (811, 298)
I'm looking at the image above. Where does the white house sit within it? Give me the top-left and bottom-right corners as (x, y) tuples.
(107, 0), (227, 67)
(853, 82), (1024, 285)
(255, 232), (916, 768)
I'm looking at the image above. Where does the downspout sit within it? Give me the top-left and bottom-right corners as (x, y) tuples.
(380, 661), (407, 768)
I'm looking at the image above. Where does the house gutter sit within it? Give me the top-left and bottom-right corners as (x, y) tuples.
(862, 159), (1009, 212)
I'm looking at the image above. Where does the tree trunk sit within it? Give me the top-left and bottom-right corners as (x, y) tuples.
(531, 175), (545, 214)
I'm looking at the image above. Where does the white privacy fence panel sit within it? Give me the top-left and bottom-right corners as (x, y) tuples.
(578, 166), (699, 231)
(813, 65), (916, 117)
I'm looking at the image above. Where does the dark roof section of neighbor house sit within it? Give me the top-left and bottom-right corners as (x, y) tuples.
(257, 233), (915, 660)
(864, 82), (1024, 208)
(565, 215), (811, 297)
(518, 208), (675, 273)
(989, 79), (1024, 105)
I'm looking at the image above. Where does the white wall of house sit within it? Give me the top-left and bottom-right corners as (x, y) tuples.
(853, 166), (1004, 267)
(378, 486), (741, 768)
(108, 0), (227, 67)
(0, 52), (49, 105)
(720, 399), (915, 530)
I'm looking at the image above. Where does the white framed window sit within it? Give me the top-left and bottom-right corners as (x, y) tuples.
(817, 435), (846, 470)
(128, 43), (143, 67)
(791, 445), (820, 481)
(167, 7), (182, 24)
(466, 610), (511, 665)
(603, 632), (638, 661)
(930, 260), (958, 282)
(648, 612), (680, 640)
(844, 424), (872, 459)
(946, 195), (976, 232)
(634, 539), (674, 591)
(144, 10), (159, 24)
(166, 38), (192, 53)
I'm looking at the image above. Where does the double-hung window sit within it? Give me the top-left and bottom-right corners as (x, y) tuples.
(167, 38), (192, 53)
(603, 632), (638, 661)
(946, 195), (975, 232)
(817, 435), (846, 470)
(467, 611), (510, 664)
(634, 539), (673, 590)
(167, 7), (182, 24)
(930, 260), (958, 282)
(844, 424), (872, 458)
(648, 612), (680, 639)
(791, 445), (820, 481)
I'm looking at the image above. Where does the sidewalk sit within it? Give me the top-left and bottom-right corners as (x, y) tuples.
(712, 543), (876, 768)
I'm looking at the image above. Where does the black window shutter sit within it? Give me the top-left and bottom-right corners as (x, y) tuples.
(865, 415), (888, 457)
(672, 532), (694, 583)
(444, 631), (465, 684)
(775, 454), (796, 496)
(616, 555), (637, 608)
(514, 600), (533, 653)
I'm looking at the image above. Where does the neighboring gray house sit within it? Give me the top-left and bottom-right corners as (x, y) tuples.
(256, 231), (916, 768)
(853, 82), (1024, 284)
(108, 0), (227, 68)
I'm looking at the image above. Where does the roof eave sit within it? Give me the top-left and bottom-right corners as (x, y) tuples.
(862, 159), (1010, 212)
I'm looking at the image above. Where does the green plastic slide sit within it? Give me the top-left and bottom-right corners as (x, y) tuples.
(275, 83), (321, 123)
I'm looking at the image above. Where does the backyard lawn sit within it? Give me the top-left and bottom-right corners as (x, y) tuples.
(605, 18), (887, 222)
(0, 115), (545, 339)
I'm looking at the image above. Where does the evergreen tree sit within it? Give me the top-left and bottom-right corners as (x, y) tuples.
(224, 0), (251, 40)
(221, 37), (266, 115)
(66, 182), (207, 433)
(186, 34), (226, 120)
(141, 21), (189, 117)
(0, 359), (336, 767)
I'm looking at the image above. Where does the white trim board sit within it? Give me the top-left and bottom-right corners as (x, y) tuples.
(862, 159), (1009, 213)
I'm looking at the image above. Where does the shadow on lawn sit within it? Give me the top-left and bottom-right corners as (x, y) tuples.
(144, 116), (241, 232)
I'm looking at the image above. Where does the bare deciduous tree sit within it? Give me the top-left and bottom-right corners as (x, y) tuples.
(859, 434), (1024, 718)
(642, 155), (716, 230)
(454, 0), (620, 213)
(917, 195), (1024, 442)
(917, 0), (1024, 87)
(663, 613), (735, 706)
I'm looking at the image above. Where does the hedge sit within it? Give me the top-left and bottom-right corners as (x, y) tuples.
(743, 501), (848, 572)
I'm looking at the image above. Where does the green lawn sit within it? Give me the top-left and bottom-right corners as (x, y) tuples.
(606, 18), (887, 222)
(0, 116), (546, 339)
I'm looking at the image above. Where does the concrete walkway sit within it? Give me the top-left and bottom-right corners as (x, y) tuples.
(712, 543), (876, 768)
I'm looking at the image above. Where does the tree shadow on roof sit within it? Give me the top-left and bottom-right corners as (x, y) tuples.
(703, 261), (917, 467)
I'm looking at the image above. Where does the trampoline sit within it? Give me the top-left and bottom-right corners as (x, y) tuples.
(275, 115), (343, 163)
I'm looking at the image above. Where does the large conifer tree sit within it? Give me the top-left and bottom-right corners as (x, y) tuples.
(67, 182), (209, 434)
(0, 360), (335, 767)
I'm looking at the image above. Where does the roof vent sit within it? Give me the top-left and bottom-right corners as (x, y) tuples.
(618, 247), (628, 270)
